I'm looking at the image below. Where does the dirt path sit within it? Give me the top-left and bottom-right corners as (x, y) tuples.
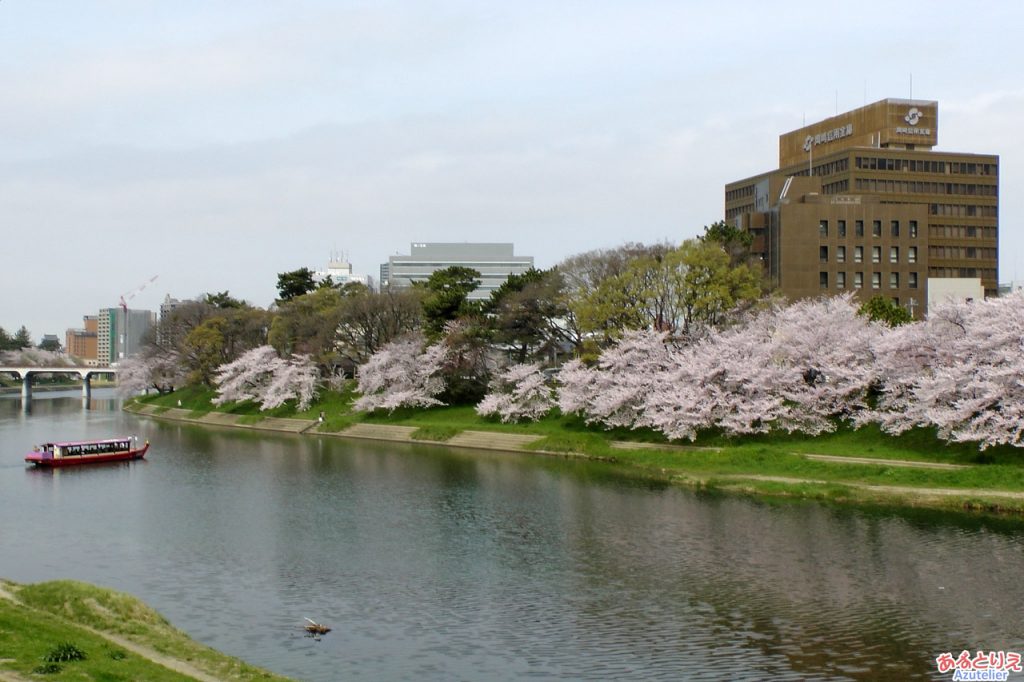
(75, 628), (221, 682)
(801, 453), (968, 470)
(716, 474), (1024, 500)
(0, 585), (218, 682)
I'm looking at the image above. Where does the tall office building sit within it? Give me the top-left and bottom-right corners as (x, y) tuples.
(725, 98), (998, 315)
(97, 307), (156, 364)
(381, 243), (534, 300)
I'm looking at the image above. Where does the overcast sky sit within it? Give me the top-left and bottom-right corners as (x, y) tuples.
(3, 1), (1022, 338)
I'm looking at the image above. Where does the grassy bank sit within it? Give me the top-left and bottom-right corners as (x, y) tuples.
(132, 385), (1024, 514)
(1, 577), (292, 679)
(0, 579), (292, 681)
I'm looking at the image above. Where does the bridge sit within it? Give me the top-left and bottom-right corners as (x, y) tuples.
(0, 366), (118, 402)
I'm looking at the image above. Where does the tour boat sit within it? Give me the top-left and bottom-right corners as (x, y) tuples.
(25, 437), (149, 467)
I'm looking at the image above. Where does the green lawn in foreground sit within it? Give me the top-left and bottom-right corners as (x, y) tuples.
(0, 579), (292, 681)
(132, 384), (1024, 511)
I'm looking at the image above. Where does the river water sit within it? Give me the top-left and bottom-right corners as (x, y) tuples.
(2, 391), (1023, 681)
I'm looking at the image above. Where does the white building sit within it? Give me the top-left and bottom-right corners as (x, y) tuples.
(380, 243), (535, 300)
(314, 252), (374, 290)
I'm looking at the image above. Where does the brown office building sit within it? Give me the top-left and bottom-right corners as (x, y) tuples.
(65, 315), (98, 364)
(725, 98), (998, 316)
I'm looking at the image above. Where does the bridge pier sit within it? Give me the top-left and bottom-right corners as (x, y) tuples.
(1, 366), (117, 408)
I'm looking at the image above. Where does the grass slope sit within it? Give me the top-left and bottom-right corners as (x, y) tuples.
(0, 579), (292, 681)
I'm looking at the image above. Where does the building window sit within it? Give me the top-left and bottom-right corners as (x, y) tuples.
(854, 272), (863, 289)
(836, 272), (846, 289)
(855, 220), (864, 237)
(837, 246), (846, 263)
(909, 220), (918, 238)
(872, 246), (881, 263)
(855, 246), (863, 263)
(890, 220), (900, 237)
(909, 272), (918, 289)
(820, 272), (829, 289)
(892, 297), (900, 307)
(872, 220), (882, 237)
(819, 220), (829, 238)
(820, 246), (829, 263)
(838, 220), (847, 237)
(872, 272), (881, 289)
(890, 246), (899, 263)
(890, 272), (900, 289)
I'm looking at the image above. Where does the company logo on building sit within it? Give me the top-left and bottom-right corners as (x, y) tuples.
(802, 123), (854, 152)
(897, 107), (931, 136)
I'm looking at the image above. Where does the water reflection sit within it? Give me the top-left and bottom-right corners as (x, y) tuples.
(1, 394), (1023, 681)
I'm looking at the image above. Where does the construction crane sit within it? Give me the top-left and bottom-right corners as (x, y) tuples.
(119, 275), (159, 313)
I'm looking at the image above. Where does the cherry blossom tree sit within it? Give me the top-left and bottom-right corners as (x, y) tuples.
(116, 350), (185, 396)
(212, 345), (319, 411)
(477, 363), (555, 422)
(557, 329), (678, 429)
(644, 294), (881, 439)
(554, 358), (598, 418)
(640, 330), (752, 440)
(0, 349), (75, 367)
(869, 293), (1024, 448)
(352, 333), (449, 412)
(755, 293), (882, 433)
(260, 355), (320, 410)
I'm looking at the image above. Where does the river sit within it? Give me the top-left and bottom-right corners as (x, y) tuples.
(2, 390), (1023, 680)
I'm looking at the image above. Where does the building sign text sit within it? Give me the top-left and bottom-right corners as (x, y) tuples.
(802, 123), (854, 152)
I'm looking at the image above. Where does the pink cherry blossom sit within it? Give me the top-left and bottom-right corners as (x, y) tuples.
(477, 363), (554, 422)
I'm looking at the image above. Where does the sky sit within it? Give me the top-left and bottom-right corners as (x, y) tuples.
(3, 1), (1023, 338)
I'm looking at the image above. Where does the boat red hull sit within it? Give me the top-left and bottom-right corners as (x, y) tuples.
(25, 443), (149, 467)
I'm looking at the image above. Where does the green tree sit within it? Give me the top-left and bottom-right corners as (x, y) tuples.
(438, 320), (493, 405)
(335, 287), (423, 372)
(182, 318), (227, 385)
(487, 268), (566, 364)
(557, 243), (666, 354)
(676, 239), (761, 333)
(416, 266), (482, 337)
(699, 220), (754, 267)
(276, 268), (318, 302)
(574, 240), (761, 342)
(0, 327), (12, 351)
(338, 281), (370, 297)
(137, 296), (269, 388)
(858, 295), (912, 327)
(204, 291), (246, 309)
(269, 287), (344, 374)
(218, 306), (272, 360)
(12, 326), (32, 349)
(485, 268), (547, 313)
